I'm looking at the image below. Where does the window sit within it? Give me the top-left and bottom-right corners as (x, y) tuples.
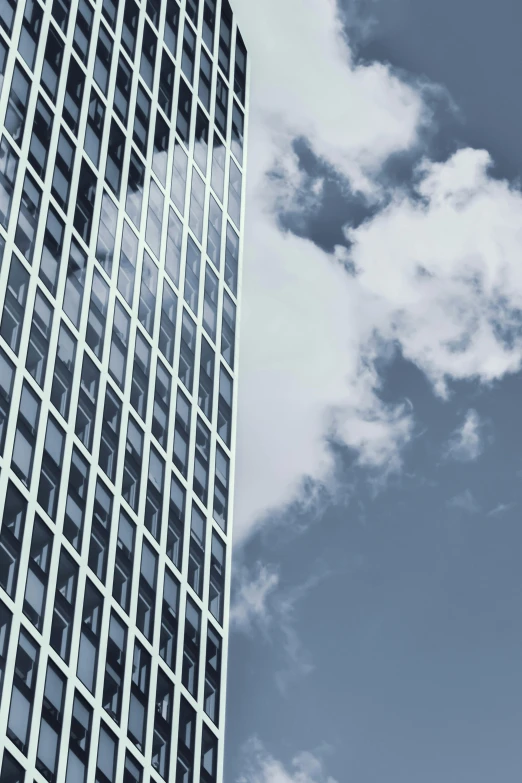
(194, 418), (210, 504)
(198, 338), (215, 420)
(37, 416), (65, 520)
(133, 86), (151, 154)
(29, 97), (53, 178)
(0, 0), (17, 36)
(94, 25), (113, 93)
(152, 671), (174, 778)
(0, 136), (19, 228)
(103, 613), (127, 722)
(186, 0), (199, 25)
(122, 0), (139, 58)
(173, 389), (191, 477)
(0, 255), (29, 354)
(52, 0), (69, 31)
(213, 446), (229, 531)
(63, 58), (85, 134)
(215, 75), (228, 139)
(0, 600), (12, 697)
(74, 160), (97, 243)
(179, 310), (196, 392)
(96, 191), (118, 274)
(164, 0), (180, 57)
(51, 323), (76, 418)
(50, 549), (78, 662)
(64, 448), (90, 549)
(167, 475), (185, 570)
(114, 57), (133, 123)
(200, 727), (218, 783)
(139, 252), (158, 335)
(52, 129), (75, 211)
(218, 0), (232, 76)
(203, 265), (218, 339)
(7, 630), (39, 753)
(204, 626), (221, 724)
(102, 0), (118, 29)
(140, 22), (157, 90)
(86, 270), (110, 358)
(0, 751), (24, 783)
(89, 479), (111, 581)
(188, 170), (205, 242)
(228, 159), (242, 227)
(12, 383), (40, 486)
(131, 331), (151, 419)
(182, 600), (201, 697)
(210, 134), (225, 202)
(224, 222), (239, 295)
(171, 139), (188, 214)
(108, 301), (131, 388)
(199, 49), (212, 111)
(188, 505), (205, 597)
(203, 0), (216, 51)
(66, 693), (92, 783)
(146, 180), (164, 259)
(234, 32), (247, 104)
(26, 291), (53, 386)
(39, 206), (65, 295)
(15, 173), (41, 262)
(77, 580), (103, 692)
(63, 239), (87, 327)
(209, 532), (225, 623)
(126, 152), (145, 230)
(152, 113), (170, 185)
(145, 448), (164, 539)
(36, 662), (66, 780)
(176, 81), (193, 144)
(122, 417), (144, 511)
(159, 52), (175, 116)
(41, 28), (64, 101)
(74, 353), (99, 450)
(113, 510), (135, 614)
(85, 90), (106, 167)
(166, 207), (183, 287)
(158, 280), (177, 364)
(124, 754), (143, 783)
(194, 109), (209, 175)
(184, 236), (201, 314)
(177, 698), (196, 781)
(105, 121), (125, 197)
(147, 0), (162, 26)
(152, 360), (172, 448)
(160, 569), (179, 669)
(181, 23), (196, 83)
(0, 482), (27, 598)
(118, 221), (139, 303)
(231, 101), (244, 164)
(0, 348), (15, 453)
(73, 0), (94, 63)
(217, 365), (233, 446)
(136, 542), (157, 641)
(100, 387), (121, 482)
(5, 64), (31, 144)
(96, 724), (117, 783)
(128, 641), (149, 750)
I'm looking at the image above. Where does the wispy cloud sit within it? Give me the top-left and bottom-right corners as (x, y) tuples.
(443, 410), (484, 462)
(237, 738), (338, 783)
(447, 489), (480, 514)
(488, 502), (516, 517)
(230, 563), (280, 633)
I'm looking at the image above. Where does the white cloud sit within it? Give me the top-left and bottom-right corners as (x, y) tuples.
(230, 563), (280, 632)
(230, 0), (522, 545)
(444, 409), (484, 462)
(447, 489), (480, 514)
(238, 738), (338, 783)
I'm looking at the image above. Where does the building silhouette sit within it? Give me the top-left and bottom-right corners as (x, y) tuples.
(0, 0), (247, 780)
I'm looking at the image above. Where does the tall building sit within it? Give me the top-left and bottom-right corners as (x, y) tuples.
(0, 0), (247, 781)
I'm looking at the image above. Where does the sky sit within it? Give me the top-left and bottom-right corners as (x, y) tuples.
(224, 1), (522, 782)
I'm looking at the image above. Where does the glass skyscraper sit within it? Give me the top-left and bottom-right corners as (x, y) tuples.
(0, 0), (247, 780)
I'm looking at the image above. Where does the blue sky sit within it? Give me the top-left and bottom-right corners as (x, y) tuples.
(226, 1), (522, 781)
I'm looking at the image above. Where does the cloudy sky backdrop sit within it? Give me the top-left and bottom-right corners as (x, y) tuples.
(225, 1), (522, 781)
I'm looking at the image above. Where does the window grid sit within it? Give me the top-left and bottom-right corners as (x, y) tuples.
(0, 1), (247, 780)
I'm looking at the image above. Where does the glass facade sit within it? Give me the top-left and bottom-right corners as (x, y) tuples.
(0, 0), (247, 780)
